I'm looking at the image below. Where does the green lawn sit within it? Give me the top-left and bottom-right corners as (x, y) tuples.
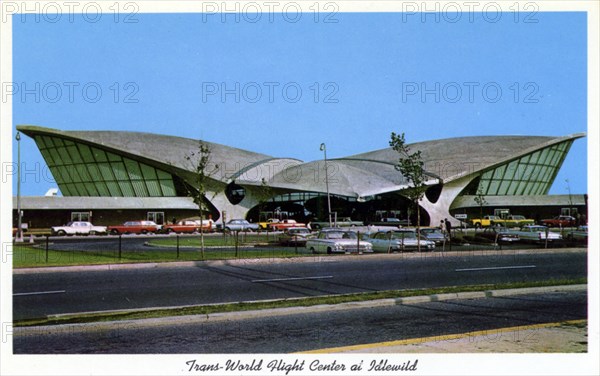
(12, 243), (308, 268)
(147, 233), (276, 247)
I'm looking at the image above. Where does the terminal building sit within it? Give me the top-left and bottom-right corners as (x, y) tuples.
(13, 125), (587, 229)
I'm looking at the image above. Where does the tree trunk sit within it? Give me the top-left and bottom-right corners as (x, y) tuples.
(199, 206), (205, 259)
(416, 198), (421, 253)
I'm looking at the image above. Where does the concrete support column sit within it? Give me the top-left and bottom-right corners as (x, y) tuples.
(208, 187), (262, 225)
(420, 177), (473, 227)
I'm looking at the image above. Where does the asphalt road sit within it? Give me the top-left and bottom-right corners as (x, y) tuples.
(13, 250), (586, 320)
(13, 290), (587, 354)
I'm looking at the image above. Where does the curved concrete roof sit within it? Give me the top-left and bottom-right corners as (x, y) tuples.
(344, 134), (585, 182)
(18, 125), (584, 199)
(268, 134), (585, 198)
(17, 125), (301, 185)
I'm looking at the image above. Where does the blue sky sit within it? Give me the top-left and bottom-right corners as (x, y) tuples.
(12, 11), (587, 195)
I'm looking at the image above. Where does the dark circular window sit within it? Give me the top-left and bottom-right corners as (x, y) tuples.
(225, 182), (245, 205)
(425, 184), (443, 204)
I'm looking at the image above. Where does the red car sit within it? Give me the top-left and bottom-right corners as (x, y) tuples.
(267, 219), (306, 231)
(162, 220), (212, 234)
(541, 215), (577, 227)
(108, 220), (161, 235)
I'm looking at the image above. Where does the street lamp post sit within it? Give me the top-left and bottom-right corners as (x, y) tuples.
(320, 143), (332, 227)
(16, 131), (23, 242)
(565, 178), (575, 225)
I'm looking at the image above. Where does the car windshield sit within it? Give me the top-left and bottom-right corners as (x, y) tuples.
(390, 231), (416, 239)
(325, 231), (356, 239)
(527, 226), (546, 231)
(289, 229), (309, 235)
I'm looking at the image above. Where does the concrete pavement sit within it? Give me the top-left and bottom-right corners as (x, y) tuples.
(301, 320), (588, 353)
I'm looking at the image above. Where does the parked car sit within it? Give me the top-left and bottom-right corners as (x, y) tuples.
(161, 220), (210, 234)
(418, 227), (448, 245)
(541, 215), (577, 228)
(278, 227), (314, 246)
(258, 218), (280, 230)
(479, 227), (520, 243)
(223, 219), (259, 232)
(311, 217), (364, 230)
(506, 225), (562, 243)
(108, 220), (161, 235)
(491, 215), (535, 228)
(12, 225), (28, 237)
(366, 230), (435, 252)
(51, 221), (107, 236)
(470, 215), (500, 228)
(268, 219), (306, 231)
(566, 225), (588, 242)
(306, 229), (372, 254)
(368, 217), (411, 227)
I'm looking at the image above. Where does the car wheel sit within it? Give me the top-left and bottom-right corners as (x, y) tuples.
(141, 229), (148, 234)
(110, 229), (119, 235)
(57, 230), (66, 236)
(90, 231), (96, 235)
(310, 247), (317, 254)
(475, 223), (481, 229)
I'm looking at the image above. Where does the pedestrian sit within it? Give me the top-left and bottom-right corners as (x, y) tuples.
(444, 218), (452, 240)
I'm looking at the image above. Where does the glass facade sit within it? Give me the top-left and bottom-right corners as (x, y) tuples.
(35, 135), (178, 197)
(475, 140), (573, 196)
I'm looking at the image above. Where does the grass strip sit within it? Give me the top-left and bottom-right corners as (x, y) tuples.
(147, 233), (275, 247)
(12, 245), (307, 268)
(14, 277), (586, 328)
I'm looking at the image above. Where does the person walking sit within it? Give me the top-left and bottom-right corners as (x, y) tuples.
(444, 218), (452, 241)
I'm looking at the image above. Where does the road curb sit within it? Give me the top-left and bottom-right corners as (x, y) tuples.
(14, 284), (587, 335)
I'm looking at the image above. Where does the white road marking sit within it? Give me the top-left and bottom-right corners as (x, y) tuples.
(13, 290), (66, 296)
(251, 276), (334, 283)
(455, 265), (536, 272)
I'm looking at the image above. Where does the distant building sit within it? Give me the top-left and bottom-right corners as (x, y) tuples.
(14, 125), (586, 228)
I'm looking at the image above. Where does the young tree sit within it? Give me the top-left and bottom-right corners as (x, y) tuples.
(185, 142), (219, 258)
(389, 132), (428, 252)
(473, 186), (488, 226)
(258, 177), (273, 233)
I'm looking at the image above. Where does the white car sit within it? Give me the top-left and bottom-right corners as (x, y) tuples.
(51, 221), (107, 236)
(306, 229), (372, 254)
(278, 227), (314, 246)
(366, 230), (436, 252)
(566, 225), (588, 242)
(223, 219), (259, 232)
(507, 225), (562, 243)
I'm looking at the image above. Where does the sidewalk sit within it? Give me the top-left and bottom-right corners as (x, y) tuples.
(303, 320), (588, 353)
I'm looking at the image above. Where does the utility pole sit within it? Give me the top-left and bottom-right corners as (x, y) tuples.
(16, 131), (23, 243)
(320, 143), (332, 227)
